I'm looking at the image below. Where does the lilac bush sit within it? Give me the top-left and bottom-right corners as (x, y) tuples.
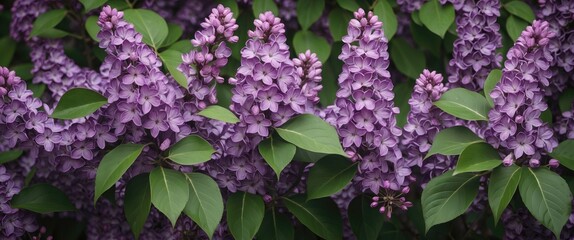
(1, 0), (574, 239)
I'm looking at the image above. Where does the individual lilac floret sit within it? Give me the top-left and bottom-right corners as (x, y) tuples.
(178, 4), (238, 109)
(442, 0), (503, 90)
(487, 20), (558, 165)
(402, 70), (457, 184)
(97, 5), (186, 141)
(537, 0), (574, 96)
(225, 11), (315, 156)
(323, 8), (409, 216)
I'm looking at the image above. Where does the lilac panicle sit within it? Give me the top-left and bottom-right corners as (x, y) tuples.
(178, 4), (238, 109)
(537, 0), (574, 96)
(0, 165), (39, 240)
(443, 0), (503, 90)
(97, 5), (186, 141)
(225, 11), (313, 155)
(324, 8), (411, 216)
(402, 70), (457, 184)
(487, 20), (558, 164)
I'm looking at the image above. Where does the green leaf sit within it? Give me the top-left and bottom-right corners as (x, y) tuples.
(434, 88), (491, 121)
(306, 155), (356, 200)
(197, 105), (240, 123)
(85, 16), (100, 42)
(167, 135), (215, 165)
(283, 196), (342, 240)
(504, 1), (535, 23)
(168, 40), (194, 53)
(293, 30), (331, 63)
(216, 0), (240, 18)
(394, 80), (414, 127)
(37, 28), (69, 39)
(183, 173), (224, 239)
(419, 0), (455, 38)
(11, 183), (75, 213)
(519, 167), (572, 238)
(227, 192), (265, 240)
(506, 15), (529, 42)
(107, 0), (130, 10)
(51, 88), (107, 119)
(293, 148), (327, 163)
(30, 9), (67, 38)
(0, 149), (24, 165)
(559, 89), (574, 113)
(27, 83), (46, 98)
(0, 37), (16, 66)
(488, 165), (521, 225)
(80, 0), (107, 12)
(373, 0), (398, 40)
(161, 23), (183, 48)
(426, 126), (483, 158)
(257, 209), (295, 240)
(328, 8), (353, 42)
(275, 114), (347, 157)
(484, 69), (502, 107)
(158, 49), (188, 88)
(550, 140), (574, 172)
(12, 64), (34, 81)
(124, 173), (151, 239)
(297, 0), (324, 30)
(410, 20), (442, 57)
(389, 37), (425, 79)
(422, 170), (480, 232)
(123, 9), (168, 49)
(347, 195), (384, 240)
(94, 144), (145, 204)
(252, 0), (279, 16)
(258, 136), (296, 177)
(336, 0), (362, 12)
(149, 167), (189, 226)
(454, 142), (501, 175)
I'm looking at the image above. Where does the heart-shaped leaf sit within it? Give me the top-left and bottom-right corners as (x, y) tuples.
(30, 9), (67, 38)
(293, 30), (331, 62)
(124, 173), (151, 239)
(419, 0), (455, 38)
(549, 140), (574, 171)
(123, 9), (168, 49)
(426, 126), (483, 159)
(197, 105), (240, 123)
(283, 195), (342, 240)
(297, 0), (324, 30)
(454, 142), (501, 175)
(258, 136), (296, 177)
(434, 88), (491, 121)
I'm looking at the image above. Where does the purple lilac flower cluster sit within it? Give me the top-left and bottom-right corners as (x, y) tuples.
(323, 8), (411, 215)
(443, 0), (503, 90)
(226, 11), (312, 155)
(402, 70), (457, 185)
(487, 20), (558, 166)
(178, 4), (238, 109)
(537, 0), (574, 96)
(0, 165), (38, 240)
(97, 5), (187, 144)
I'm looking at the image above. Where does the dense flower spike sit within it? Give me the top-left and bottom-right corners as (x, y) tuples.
(97, 5), (186, 141)
(402, 70), (456, 184)
(443, 0), (503, 90)
(487, 20), (558, 164)
(178, 4), (239, 108)
(226, 11), (313, 155)
(324, 8), (409, 216)
(537, 0), (574, 96)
